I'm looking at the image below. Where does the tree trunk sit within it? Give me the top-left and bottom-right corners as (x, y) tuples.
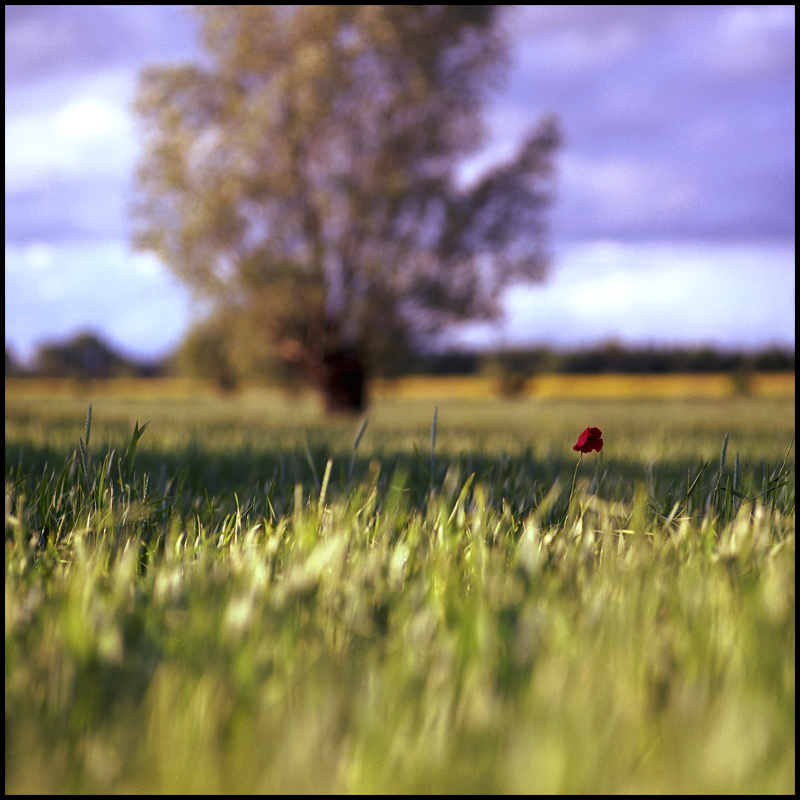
(320, 346), (366, 413)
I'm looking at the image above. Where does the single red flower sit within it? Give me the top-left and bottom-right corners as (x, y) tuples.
(573, 427), (603, 453)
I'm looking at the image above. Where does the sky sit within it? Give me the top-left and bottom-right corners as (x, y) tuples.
(5, 5), (795, 365)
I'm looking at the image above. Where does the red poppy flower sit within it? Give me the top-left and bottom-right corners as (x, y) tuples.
(573, 427), (603, 453)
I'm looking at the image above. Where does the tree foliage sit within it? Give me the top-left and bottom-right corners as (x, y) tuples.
(132, 5), (559, 409)
(34, 332), (142, 380)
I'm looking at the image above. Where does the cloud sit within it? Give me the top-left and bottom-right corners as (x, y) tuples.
(4, 5), (795, 357)
(705, 5), (796, 78)
(6, 174), (131, 244)
(5, 5), (198, 81)
(5, 239), (193, 362)
(4, 6), (81, 79)
(6, 87), (134, 193)
(448, 241), (795, 350)
(54, 96), (128, 141)
(559, 154), (698, 229)
(6, 5), (794, 245)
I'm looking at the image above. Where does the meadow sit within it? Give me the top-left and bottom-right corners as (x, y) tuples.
(5, 378), (795, 793)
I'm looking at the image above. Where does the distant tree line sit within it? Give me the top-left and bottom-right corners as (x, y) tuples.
(4, 331), (795, 383)
(427, 343), (796, 377)
(4, 332), (164, 380)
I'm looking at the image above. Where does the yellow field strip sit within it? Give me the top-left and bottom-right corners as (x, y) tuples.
(371, 372), (795, 400)
(4, 372), (794, 401)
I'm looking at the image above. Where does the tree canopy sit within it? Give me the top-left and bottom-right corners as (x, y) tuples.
(132, 5), (559, 409)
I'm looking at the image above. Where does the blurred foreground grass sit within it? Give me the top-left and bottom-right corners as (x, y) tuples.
(5, 381), (795, 792)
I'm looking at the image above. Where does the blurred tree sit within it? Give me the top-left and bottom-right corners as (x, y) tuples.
(132, 5), (559, 411)
(171, 310), (241, 393)
(35, 332), (139, 380)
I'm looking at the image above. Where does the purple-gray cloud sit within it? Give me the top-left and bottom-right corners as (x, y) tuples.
(4, 5), (795, 360)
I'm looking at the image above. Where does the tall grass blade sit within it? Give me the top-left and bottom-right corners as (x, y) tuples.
(776, 437), (795, 479)
(304, 436), (321, 493)
(78, 438), (89, 483)
(83, 404), (92, 450)
(447, 473), (475, 525)
(78, 404), (92, 482)
(412, 443), (430, 479)
(714, 432), (729, 511)
(684, 461), (709, 504)
(348, 416), (370, 482)
(121, 418), (151, 480)
(718, 432), (729, 475)
(431, 405), (438, 480)
(319, 458), (333, 510)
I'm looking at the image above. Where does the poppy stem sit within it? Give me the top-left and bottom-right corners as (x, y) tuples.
(567, 453), (582, 514)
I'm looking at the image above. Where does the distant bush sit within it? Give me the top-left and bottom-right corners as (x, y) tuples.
(753, 347), (797, 371)
(33, 332), (157, 380)
(5, 347), (29, 378)
(169, 314), (240, 392)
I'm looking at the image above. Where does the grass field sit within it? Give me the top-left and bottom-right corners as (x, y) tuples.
(5, 378), (795, 793)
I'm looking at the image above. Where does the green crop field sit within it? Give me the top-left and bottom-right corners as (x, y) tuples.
(5, 384), (795, 793)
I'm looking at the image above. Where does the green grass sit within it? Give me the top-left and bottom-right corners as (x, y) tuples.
(5, 390), (795, 792)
